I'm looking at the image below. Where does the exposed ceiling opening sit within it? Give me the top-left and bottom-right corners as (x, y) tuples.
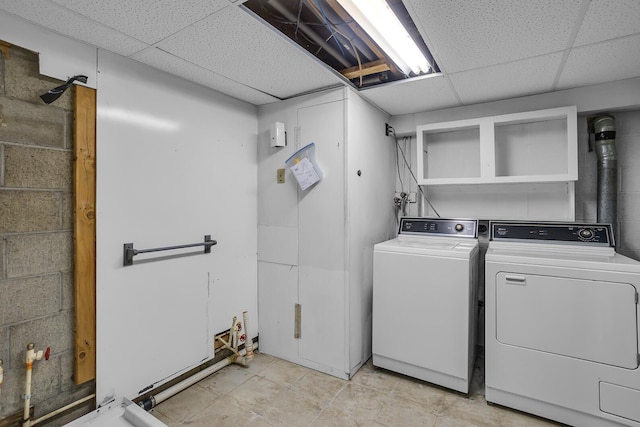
(242, 0), (439, 89)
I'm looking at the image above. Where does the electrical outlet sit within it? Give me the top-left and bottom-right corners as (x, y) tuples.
(408, 192), (417, 203)
(277, 168), (285, 183)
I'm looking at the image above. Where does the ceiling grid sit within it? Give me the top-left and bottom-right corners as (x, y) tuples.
(0, 0), (638, 114)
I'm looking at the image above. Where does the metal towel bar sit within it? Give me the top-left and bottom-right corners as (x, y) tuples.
(123, 235), (217, 266)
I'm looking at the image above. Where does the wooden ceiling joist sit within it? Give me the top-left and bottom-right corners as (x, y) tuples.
(323, 0), (404, 78)
(341, 59), (391, 80)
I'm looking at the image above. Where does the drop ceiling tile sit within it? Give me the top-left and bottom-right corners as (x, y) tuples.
(0, 0), (147, 56)
(130, 47), (278, 105)
(574, 0), (640, 47)
(51, 0), (229, 44)
(155, 6), (343, 99)
(449, 52), (563, 105)
(557, 34), (640, 90)
(405, 0), (584, 73)
(358, 74), (461, 115)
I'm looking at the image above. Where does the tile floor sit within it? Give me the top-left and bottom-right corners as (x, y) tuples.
(150, 351), (561, 426)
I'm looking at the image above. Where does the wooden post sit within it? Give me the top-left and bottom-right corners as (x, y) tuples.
(73, 85), (97, 384)
(0, 40), (11, 58)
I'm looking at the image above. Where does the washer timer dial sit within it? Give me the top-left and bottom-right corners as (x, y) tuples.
(578, 228), (594, 240)
(455, 224), (464, 232)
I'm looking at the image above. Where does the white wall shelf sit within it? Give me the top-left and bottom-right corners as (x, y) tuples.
(416, 106), (578, 185)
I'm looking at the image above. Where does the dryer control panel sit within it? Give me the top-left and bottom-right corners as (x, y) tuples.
(490, 222), (614, 247)
(399, 217), (478, 238)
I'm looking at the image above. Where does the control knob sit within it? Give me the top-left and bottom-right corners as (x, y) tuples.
(579, 228), (593, 239)
(455, 224), (464, 232)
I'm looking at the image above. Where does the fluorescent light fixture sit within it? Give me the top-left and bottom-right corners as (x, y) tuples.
(336, 0), (432, 75)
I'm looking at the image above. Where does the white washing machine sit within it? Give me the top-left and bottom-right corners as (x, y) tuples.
(373, 217), (479, 394)
(485, 222), (640, 427)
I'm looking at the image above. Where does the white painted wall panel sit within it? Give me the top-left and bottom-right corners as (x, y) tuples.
(423, 183), (574, 221)
(345, 90), (395, 369)
(96, 50), (257, 402)
(257, 225), (297, 265)
(0, 12), (97, 87)
(390, 77), (640, 137)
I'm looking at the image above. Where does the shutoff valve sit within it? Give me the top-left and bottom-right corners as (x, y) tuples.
(25, 343), (50, 365)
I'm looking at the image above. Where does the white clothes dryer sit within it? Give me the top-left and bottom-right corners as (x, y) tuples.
(373, 217), (479, 394)
(485, 222), (640, 427)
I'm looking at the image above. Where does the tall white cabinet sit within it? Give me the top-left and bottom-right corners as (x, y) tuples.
(257, 88), (396, 379)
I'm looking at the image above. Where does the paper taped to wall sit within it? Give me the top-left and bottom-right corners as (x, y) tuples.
(285, 143), (322, 190)
(290, 158), (320, 190)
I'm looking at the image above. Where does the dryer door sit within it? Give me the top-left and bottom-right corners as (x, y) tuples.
(496, 272), (639, 369)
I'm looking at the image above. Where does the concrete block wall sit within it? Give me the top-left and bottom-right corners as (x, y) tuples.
(0, 45), (93, 425)
(575, 110), (640, 261)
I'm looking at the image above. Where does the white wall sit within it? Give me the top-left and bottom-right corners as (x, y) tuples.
(391, 135), (576, 221)
(613, 111), (640, 261)
(391, 77), (640, 135)
(0, 12), (259, 405)
(0, 12), (97, 88)
(95, 51), (258, 402)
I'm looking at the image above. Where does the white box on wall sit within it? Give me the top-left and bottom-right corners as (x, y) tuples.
(270, 121), (286, 147)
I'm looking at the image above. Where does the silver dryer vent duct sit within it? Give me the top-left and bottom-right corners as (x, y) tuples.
(589, 114), (617, 231)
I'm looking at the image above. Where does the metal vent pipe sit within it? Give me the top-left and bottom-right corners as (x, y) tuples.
(592, 115), (617, 230)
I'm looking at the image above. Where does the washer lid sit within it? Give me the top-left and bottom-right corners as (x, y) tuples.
(375, 236), (478, 258)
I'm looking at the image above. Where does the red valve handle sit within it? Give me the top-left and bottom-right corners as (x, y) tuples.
(44, 347), (51, 361)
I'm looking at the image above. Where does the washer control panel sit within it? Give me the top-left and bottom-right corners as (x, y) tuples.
(399, 218), (478, 238)
(490, 222), (614, 247)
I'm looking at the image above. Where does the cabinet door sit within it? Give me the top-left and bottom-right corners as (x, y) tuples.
(258, 261), (299, 360)
(297, 101), (346, 373)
